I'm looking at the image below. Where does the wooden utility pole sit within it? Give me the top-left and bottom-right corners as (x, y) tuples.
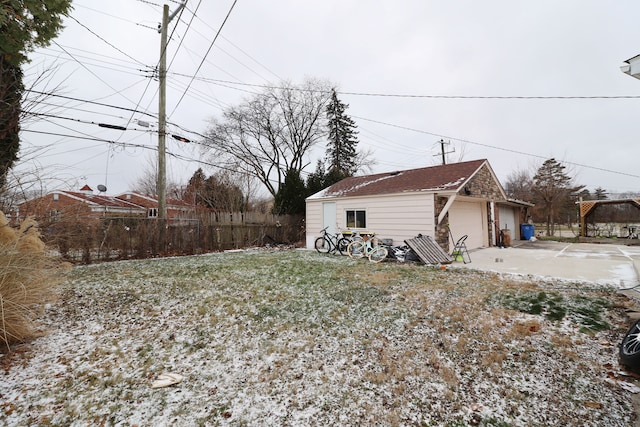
(435, 139), (454, 165)
(157, 2), (185, 250)
(158, 4), (169, 223)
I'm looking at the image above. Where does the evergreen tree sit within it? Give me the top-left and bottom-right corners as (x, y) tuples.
(305, 160), (327, 195)
(1, 1), (72, 187)
(184, 168), (208, 206)
(594, 187), (608, 200)
(273, 169), (307, 215)
(325, 89), (358, 179)
(532, 158), (584, 236)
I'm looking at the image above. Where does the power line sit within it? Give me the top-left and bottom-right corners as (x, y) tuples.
(24, 111), (154, 133)
(74, 3), (158, 31)
(67, 15), (148, 67)
(25, 89), (159, 119)
(340, 92), (640, 100)
(21, 129), (238, 176)
(52, 41), (142, 107)
(167, 0), (200, 73)
(352, 115), (640, 179)
(169, 0), (239, 118)
(158, 76), (640, 100)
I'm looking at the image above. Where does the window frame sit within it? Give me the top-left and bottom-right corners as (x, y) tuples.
(345, 209), (367, 229)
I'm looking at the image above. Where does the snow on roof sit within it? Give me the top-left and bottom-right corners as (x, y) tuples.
(308, 159), (488, 200)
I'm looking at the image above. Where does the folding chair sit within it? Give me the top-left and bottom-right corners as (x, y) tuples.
(451, 235), (471, 263)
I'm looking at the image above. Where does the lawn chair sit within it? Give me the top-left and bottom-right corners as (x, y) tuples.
(451, 235), (471, 264)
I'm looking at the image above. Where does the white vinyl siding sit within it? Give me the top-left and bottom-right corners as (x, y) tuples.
(448, 201), (487, 250)
(306, 193), (435, 248)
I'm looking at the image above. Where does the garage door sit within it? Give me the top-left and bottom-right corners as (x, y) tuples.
(448, 201), (486, 250)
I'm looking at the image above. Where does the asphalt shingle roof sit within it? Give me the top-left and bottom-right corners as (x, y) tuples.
(310, 159), (487, 199)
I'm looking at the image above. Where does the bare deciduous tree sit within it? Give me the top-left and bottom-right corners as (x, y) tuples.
(131, 156), (180, 197)
(504, 168), (534, 202)
(203, 79), (333, 198)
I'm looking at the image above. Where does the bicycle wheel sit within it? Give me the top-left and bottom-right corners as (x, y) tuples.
(368, 246), (388, 263)
(347, 241), (365, 259)
(337, 237), (351, 256)
(314, 236), (331, 254)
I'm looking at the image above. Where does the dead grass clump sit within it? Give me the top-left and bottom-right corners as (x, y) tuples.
(0, 212), (68, 349)
(507, 318), (542, 340)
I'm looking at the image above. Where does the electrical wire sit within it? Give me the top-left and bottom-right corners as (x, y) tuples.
(167, 0), (199, 73)
(66, 15), (148, 67)
(52, 41), (142, 107)
(169, 0), (239, 118)
(351, 115), (640, 179)
(157, 76), (640, 100)
(24, 89), (159, 119)
(24, 111), (156, 134)
(74, 3), (158, 31)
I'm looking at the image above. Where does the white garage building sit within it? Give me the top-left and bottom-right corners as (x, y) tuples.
(306, 159), (529, 253)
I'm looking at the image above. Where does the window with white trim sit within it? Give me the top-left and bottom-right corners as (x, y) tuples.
(148, 208), (158, 218)
(346, 209), (366, 228)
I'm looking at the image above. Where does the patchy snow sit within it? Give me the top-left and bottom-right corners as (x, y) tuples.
(309, 173), (401, 199)
(1, 249), (638, 426)
(422, 176), (467, 191)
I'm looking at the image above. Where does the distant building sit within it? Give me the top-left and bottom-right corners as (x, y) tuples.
(17, 186), (196, 223)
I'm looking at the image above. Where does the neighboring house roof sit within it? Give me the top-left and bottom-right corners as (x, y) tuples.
(115, 192), (194, 209)
(18, 190), (195, 217)
(58, 191), (145, 210)
(308, 159), (492, 199)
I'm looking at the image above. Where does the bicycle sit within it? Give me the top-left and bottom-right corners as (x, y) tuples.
(314, 227), (352, 255)
(346, 232), (388, 263)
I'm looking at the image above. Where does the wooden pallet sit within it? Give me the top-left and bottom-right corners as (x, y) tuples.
(404, 235), (454, 265)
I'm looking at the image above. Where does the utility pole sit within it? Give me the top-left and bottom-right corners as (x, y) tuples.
(157, 2), (185, 250)
(434, 139), (454, 165)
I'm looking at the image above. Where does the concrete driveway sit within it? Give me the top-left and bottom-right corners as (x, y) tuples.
(453, 240), (640, 289)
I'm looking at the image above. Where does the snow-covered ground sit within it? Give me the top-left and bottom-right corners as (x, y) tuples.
(1, 249), (638, 426)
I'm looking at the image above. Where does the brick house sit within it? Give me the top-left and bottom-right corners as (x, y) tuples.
(18, 186), (196, 223)
(115, 192), (196, 220)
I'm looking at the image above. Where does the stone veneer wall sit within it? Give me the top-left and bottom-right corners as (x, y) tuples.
(434, 164), (507, 251)
(464, 165), (505, 200)
(434, 196), (450, 251)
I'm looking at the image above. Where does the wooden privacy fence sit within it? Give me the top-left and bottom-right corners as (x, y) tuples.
(44, 212), (304, 264)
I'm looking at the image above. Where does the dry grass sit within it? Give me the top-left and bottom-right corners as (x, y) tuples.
(0, 212), (68, 348)
(0, 249), (635, 425)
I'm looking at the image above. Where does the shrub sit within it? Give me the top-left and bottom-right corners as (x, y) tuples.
(0, 212), (68, 349)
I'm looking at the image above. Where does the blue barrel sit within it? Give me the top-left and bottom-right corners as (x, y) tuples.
(520, 224), (534, 240)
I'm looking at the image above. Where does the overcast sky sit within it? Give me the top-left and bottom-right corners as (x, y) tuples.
(18, 0), (640, 197)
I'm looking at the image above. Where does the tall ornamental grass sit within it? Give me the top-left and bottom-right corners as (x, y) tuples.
(0, 212), (68, 349)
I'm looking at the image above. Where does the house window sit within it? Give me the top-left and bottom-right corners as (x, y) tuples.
(346, 209), (366, 228)
(148, 208), (158, 218)
(53, 193), (59, 201)
(50, 210), (61, 222)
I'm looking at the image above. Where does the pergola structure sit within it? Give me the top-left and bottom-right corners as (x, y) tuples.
(578, 199), (640, 237)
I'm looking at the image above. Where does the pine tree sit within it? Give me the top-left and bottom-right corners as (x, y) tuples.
(305, 160), (327, 195)
(273, 169), (307, 215)
(1, 1), (72, 186)
(594, 187), (608, 200)
(325, 89), (358, 181)
(532, 158), (584, 236)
